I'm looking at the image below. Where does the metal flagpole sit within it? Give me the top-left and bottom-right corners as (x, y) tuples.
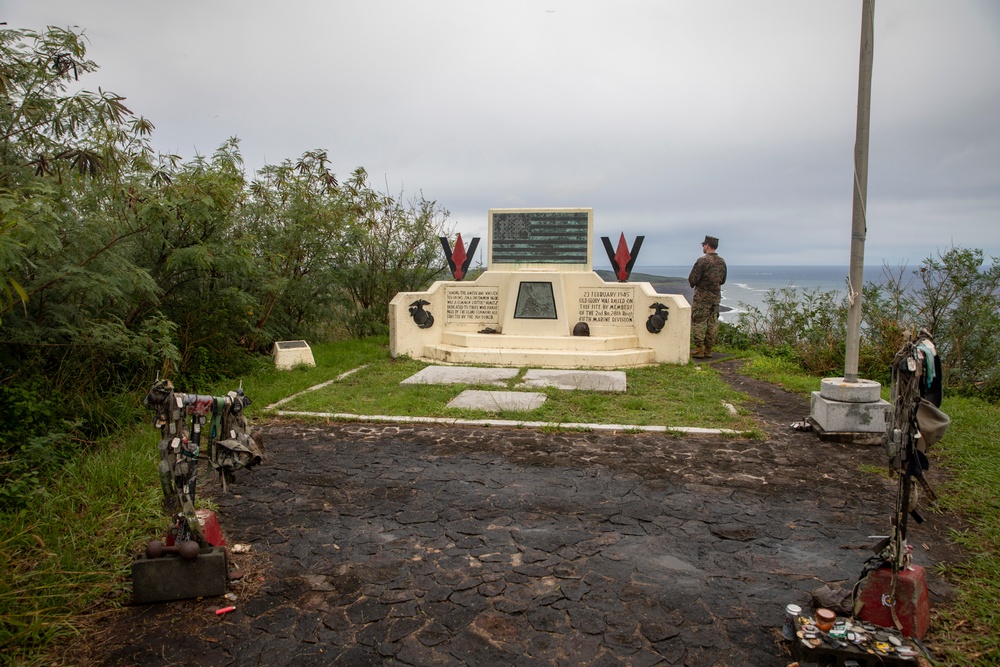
(844, 0), (875, 383)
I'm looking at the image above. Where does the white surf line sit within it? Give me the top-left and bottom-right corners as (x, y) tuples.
(271, 409), (742, 435)
(264, 364), (370, 410)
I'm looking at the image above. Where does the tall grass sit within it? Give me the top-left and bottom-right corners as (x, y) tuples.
(0, 427), (163, 667)
(929, 396), (1000, 666)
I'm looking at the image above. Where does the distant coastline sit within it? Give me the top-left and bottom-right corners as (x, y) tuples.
(620, 264), (890, 319)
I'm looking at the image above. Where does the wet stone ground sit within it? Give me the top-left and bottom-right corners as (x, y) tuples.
(94, 361), (956, 667)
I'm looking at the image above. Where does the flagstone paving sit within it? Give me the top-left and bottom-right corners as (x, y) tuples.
(92, 361), (958, 667)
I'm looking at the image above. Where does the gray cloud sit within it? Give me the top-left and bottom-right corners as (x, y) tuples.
(7, 0), (999, 267)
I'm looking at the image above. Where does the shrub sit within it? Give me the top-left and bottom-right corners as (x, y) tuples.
(729, 248), (1000, 400)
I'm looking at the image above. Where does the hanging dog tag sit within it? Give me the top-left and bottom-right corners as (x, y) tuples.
(175, 395), (184, 409)
(193, 422), (201, 434)
(171, 437), (181, 451)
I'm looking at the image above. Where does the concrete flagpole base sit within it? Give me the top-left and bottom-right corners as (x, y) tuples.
(809, 377), (890, 445)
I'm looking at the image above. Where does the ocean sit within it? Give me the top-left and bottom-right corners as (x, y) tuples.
(632, 265), (886, 322)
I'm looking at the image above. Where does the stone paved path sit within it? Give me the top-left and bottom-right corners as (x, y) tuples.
(95, 362), (956, 666)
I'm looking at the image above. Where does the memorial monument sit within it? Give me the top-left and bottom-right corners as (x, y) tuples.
(389, 208), (690, 369)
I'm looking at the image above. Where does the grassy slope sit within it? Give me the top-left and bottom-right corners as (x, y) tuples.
(930, 397), (1000, 665)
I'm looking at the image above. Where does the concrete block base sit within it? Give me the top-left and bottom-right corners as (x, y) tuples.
(273, 340), (316, 370)
(810, 391), (889, 434)
(132, 546), (228, 604)
(807, 417), (885, 445)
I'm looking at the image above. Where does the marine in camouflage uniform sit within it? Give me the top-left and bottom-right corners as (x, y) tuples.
(688, 235), (727, 359)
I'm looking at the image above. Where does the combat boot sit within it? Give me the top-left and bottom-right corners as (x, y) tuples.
(691, 347), (704, 359)
(702, 348), (712, 359)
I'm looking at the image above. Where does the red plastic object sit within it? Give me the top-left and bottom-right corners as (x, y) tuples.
(856, 564), (930, 639)
(165, 509), (227, 547)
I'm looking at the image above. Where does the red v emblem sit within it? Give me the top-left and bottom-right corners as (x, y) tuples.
(439, 234), (480, 281)
(601, 234), (644, 281)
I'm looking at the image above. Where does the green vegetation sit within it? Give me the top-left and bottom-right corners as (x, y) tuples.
(931, 397), (1000, 666)
(217, 337), (392, 409)
(0, 26), (452, 509)
(736, 353), (834, 397)
(0, 426), (162, 666)
(721, 247), (1000, 398)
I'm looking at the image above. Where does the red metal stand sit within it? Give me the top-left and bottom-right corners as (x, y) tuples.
(856, 564), (930, 639)
(165, 509), (227, 547)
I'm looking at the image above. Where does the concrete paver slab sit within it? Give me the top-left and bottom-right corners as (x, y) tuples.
(521, 369), (626, 392)
(401, 365), (518, 386)
(446, 390), (546, 411)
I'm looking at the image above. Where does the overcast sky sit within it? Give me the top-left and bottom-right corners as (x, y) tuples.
(6, 1), (1000, 268)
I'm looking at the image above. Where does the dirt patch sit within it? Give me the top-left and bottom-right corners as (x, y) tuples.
(67, 360), (961, 667)
(714, 359), (812, 431)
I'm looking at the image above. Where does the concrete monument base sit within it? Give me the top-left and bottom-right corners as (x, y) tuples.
(809, 377), (890, 444)
(390, 269), (689, 369)
(391, 208), (690, 369)
(273, 340), (316, 370)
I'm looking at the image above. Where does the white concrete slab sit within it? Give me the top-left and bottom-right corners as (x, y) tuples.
(521, 369), (627, 392)
(446, 390), (546, 412)
(401, 366), (519, 386)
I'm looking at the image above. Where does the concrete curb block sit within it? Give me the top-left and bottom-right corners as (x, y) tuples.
(272, 409), (742, 435)
(264, 365), (370, 410)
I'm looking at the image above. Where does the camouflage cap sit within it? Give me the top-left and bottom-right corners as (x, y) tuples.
(702, 235), (719, 249)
